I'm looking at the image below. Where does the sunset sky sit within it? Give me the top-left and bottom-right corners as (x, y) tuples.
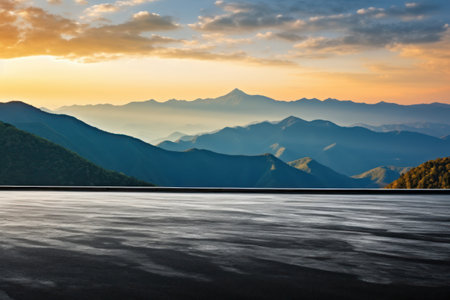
(0, 0), (449, 107)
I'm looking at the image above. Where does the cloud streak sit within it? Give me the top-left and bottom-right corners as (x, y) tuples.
(83, 0), (158, 18)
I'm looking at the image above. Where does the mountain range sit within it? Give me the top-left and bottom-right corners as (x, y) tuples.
(2, 100), (447, 188)
(0, 101), (332, 188)
(54, 89), (450, 142)
(158, 116), (449, 175)
(0, 122), (149, 186)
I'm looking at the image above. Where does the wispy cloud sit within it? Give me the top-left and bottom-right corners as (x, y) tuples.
(83, 0), (158, 18)
(156, 48), (296, 67)
(47, 0), (62, 5)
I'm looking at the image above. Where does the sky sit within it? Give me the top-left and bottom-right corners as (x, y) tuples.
(0, 0), (449, 107)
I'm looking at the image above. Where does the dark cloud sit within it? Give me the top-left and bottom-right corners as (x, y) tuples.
(274, 32), (306, 42)
(192, 1), (294, 32)
(292, 20), (447, 58)
(351, 21), (446, 45)
(192, 0), (448, 52)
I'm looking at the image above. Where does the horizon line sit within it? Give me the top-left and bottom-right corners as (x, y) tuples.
(2, 88), (449, 110)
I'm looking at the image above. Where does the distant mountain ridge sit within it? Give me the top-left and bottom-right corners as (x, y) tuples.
(354, 122), (450, 138)
(0, 121), (149, 186)
(158, 116), (450, 176)
(54, 89), (450, 142)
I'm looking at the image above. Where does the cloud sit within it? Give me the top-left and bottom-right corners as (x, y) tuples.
(156, 48), (297, 67)
(1, 0), (448, 68)
(275, 2), (446, 58)
(74, 0), (88, 4)
(350, 21), (446, 45)
(0, 0), (296, 67)
(0, 1), (179, 61)
(290, 20), (447, 59)
(83, 0), (157, 18)
(390, 29), (450, 76)
(198, 33), (253, 47)
(84, 4), (119, 18)
(191, 1), (294, 32)
(291, 36), (363, 58)
(47, 0), (62, 5)
(257, 31), (305, 42)
(187, 1), (448, 63)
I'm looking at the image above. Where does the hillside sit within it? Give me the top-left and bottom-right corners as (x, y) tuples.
(0, 102), (324, 188)
(0, 122), (149, 186)
(54, 89), (450, 142)
(386, 157), (449, 189)
(288, 157), (367, 188)
(158, 116), (449, 175)
(353, 166), (411, 187)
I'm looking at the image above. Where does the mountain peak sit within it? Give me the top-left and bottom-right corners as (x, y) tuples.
(1, 100), (35, 108)
(226, 88), (247, 96)
(278, 116), (306, 127)
(0, 101), (43, 114)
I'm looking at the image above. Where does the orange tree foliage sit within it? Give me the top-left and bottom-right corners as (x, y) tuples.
(386, 157), (449, 189)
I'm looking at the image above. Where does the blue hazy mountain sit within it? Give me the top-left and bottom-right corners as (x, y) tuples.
(354, 122), (450, 138)
(0, 121), (150, 186)
(158, 116), (449, 176)
(54, 89), (450, 142)
(0, 101), (329, 188)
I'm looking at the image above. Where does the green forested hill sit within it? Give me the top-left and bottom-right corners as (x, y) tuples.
(0, 122), (150, 186)
(386, 157), (449, 189)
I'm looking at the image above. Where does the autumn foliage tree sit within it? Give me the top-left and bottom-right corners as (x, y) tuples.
(386, 157), (449, 189)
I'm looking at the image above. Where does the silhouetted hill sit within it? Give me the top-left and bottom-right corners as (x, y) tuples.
(0, 122), (149, 186)
(54, 89), (450, 142)
(158, 116), (449, 175)
(353, 166), (411, 188)
(0, 102), (322, 188)
(386, 157), (449, 189)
